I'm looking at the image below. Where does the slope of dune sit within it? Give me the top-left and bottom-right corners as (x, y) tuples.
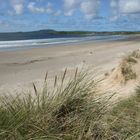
(98, 49), (140, 102)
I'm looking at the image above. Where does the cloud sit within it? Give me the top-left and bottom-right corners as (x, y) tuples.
(110, 0), (120, 21)
(110, 0), (140, 21)
(10, 0), (24, 15)
(63, 0), (100, 20)
(28, 2), (53, 14)
(28, 2), (60, 16)
(80, 0), (100, 20)
(119, 0), (140, 14)
(63, 0), (80, 16)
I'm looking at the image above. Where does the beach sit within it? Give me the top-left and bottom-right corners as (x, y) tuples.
(0, 36), (140, 93)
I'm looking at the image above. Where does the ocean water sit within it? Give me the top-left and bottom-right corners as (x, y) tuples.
(0, 35), (128, 51)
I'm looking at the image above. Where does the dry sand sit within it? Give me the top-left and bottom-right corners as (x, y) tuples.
(0, 36), (140, 95)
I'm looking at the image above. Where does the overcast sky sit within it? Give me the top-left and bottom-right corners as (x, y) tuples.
(0, 0), (140, 32)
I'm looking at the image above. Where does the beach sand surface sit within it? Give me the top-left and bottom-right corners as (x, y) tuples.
(0, 37), (140, 94)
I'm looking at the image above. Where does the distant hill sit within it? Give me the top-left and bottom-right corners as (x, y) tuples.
(0, 30), (140, 41)
(0, 30), (92, 41)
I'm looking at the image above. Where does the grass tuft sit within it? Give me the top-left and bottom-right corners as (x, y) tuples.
(0, 69), (140, 140)
(121, 62), (136, 81)
(104, 88), (140, 140)
(0, 70), (108, 140)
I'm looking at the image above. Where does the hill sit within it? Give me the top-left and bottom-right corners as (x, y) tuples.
(0, 30), (140, 41)
(0, 30), (92, 41)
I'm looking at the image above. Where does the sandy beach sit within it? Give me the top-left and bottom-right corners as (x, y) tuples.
(0, 36), (140, 93)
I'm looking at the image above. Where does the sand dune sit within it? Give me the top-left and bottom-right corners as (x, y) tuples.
(97, 49), (140, 103)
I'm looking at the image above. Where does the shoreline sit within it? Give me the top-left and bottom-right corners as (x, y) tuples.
(0, 34), (136, 52)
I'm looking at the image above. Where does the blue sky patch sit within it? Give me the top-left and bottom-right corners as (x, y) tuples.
(0, 0), (140, 32)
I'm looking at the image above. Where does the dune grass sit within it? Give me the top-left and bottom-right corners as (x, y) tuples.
(0, 70), (109, 140)
(124, 50), (140, 64)
(119, 50), (140, 82)
(104, 87), (140, 140)
(0, 69), (140, 140)
(121, 63), (136, 81)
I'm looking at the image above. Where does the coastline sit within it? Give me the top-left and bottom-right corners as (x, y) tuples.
(0, 36), (140, 94)
(0, 34), (132, 52)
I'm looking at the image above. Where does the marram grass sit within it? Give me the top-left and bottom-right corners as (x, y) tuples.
(0, 69), (140, 140)
(0, 70), (107, 140)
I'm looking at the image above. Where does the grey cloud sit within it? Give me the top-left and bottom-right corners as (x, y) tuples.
(63, 0), (100, 20)
(28, 2), (61, 16)
(110, 0), (140, 21)
(119, 0), (140, 14)
(10, 0), (24, 15)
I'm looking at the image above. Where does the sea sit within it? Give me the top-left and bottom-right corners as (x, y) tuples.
(0, 35), (128, 51)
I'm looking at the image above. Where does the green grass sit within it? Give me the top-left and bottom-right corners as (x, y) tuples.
(0, 70), (140, 140)
(104, 88), (140, 140)
(0, 70), (108, 140)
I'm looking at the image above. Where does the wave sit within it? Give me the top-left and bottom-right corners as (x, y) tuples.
(0, 35), (128, 50)
(0, 38), (81, 49)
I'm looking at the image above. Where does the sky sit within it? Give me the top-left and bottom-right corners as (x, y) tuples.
(0, 0), (140, 32)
